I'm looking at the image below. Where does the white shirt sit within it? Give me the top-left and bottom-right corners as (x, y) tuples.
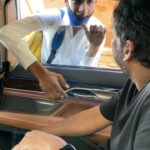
(0, 7), (105, 69)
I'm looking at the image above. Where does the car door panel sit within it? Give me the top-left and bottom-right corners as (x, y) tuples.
(0, 65), (127, 145)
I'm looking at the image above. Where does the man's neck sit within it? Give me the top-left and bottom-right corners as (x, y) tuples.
(130, 63), (150, 90)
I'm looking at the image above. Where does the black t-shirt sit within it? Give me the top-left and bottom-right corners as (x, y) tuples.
(99, 79), (150, 150)
(100, 79), (138, 121)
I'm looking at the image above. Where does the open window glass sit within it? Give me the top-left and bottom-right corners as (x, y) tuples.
(14, 0), (119, 70)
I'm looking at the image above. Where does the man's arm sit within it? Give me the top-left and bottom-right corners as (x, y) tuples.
(28, 61), (69, 99)
(0, 16), (69, 99)
(40, 105), (112, 136)
(0, 16), (47, 69)
(12, 106), (111, 150)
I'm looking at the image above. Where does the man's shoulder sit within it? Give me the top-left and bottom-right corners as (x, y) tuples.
(59, 7), (70, 25)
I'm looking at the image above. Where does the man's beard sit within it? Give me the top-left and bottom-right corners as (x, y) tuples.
(114, 48), (126, 72)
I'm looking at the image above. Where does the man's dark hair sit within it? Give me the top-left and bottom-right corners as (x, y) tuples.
(113, 0), (150, 68)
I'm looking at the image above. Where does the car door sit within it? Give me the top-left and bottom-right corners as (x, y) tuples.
(0, 0), (127, 149)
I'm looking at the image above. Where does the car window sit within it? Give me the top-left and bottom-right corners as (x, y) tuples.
(14, 0), (119, 69)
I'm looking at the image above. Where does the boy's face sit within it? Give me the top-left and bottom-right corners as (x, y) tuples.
(66, 0), (97, 18)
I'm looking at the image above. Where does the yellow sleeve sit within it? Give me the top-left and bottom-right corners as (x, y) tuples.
(24, 31), (43, 61)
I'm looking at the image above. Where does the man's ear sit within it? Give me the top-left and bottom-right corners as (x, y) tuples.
(123, 40), (134, 61)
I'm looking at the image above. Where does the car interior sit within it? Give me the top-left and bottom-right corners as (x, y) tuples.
(0, 0), (127, 149)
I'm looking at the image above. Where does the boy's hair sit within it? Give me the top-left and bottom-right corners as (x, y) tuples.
(114, 0), (150, 68)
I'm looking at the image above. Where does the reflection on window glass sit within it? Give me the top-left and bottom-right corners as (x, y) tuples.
(18, 0), (119, 69)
